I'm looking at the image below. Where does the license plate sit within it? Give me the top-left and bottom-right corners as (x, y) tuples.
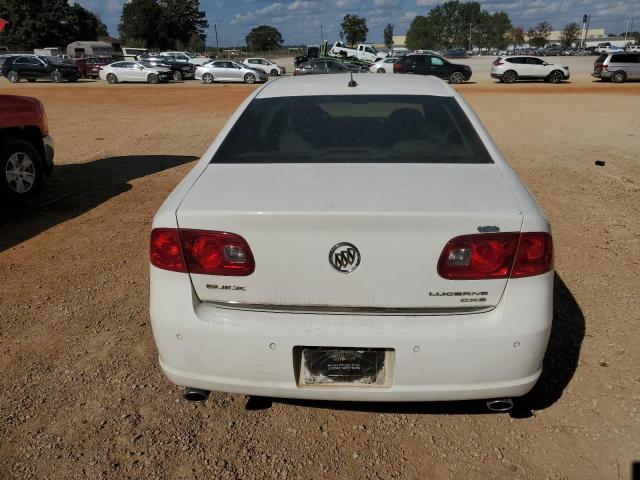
(301, 348), (386, 386)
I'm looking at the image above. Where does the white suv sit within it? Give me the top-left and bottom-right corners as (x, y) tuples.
(160, 51), (210, 66)
(242, 58), (286, 76)
(149, 74), (553, 409)
(491, 56), (570, 83)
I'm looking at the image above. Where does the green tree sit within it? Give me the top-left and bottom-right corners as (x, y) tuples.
(340, 14), (368, 45)
(527, 21), (552, 48)
(119, 0), (207, 50)
(245, 25), (283, 51)
(383, 23), (394, 49)
(66, 3), (108, 40)
(405, 2), (511, 50)
(405, 15), (438, 50)
(158, 0), (208, 50)
(560, 22), (580, 47)
(119, 0), (164, 47)
(505, 26), (525, 48)
(0, 0), (108, 50)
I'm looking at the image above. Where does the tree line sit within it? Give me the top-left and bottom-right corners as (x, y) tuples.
(118, 0), (207, 51)
(0, 0), (107, 51)
(406, 1), (511, 50)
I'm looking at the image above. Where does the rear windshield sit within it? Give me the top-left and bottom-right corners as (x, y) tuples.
(212, 95), (493, 164)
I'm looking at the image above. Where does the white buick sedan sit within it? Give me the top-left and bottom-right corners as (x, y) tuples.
(99, 61), (172, 84)
(150, 75), (553, 409)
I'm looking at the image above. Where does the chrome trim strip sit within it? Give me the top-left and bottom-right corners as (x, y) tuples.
(204, 300), (492, 316)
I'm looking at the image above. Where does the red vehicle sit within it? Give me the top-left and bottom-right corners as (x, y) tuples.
(0, 95), (54, 201)
(85, 56), (112, 79)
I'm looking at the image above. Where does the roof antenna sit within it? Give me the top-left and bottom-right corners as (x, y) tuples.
(348, 72), (357, 87)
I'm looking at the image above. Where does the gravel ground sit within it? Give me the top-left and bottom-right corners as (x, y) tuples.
(0, 73), (639, 479)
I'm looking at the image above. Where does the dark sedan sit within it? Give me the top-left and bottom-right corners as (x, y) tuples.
(393, 54), (472, 84)
(2, 55), (79, 83)
(137, 55), (196, 81)
(294, 59), (366, 76)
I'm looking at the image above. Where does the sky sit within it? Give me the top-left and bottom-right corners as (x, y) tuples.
(72, 0), (640, 46)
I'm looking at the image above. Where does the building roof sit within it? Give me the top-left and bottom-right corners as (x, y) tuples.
(256, 73), (454, 99)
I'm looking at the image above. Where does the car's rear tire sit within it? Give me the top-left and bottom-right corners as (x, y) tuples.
(611, 71), (626, 83)
(270, 69), (279, 76)
(50, 71), (63, 83)
(377, 67), (386, 73)
(449, 71), (465, 84)
(202, 73), (214, 84)
(106, 73), (118, 84)
(244, 73), (256, 84)
(502, 70), (517, 84)
(7, 71), (20, 83)
(148, 73), (159, 84)
(0, 138), (44, 202)
(172, 70), (182, 82)
(547, 70), (563, 84)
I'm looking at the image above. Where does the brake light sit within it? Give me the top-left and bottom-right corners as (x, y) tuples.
(438, 232), (552, 280)
(511, 232), (553, 278)
(150, 228), (186, 272)
(493, 59), (504, 66)
(393, 62), (401, 72)
(150, 228), (255, 276)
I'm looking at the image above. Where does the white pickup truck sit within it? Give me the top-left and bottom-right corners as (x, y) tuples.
(330, 42), (387, 62)
(159, 51), (211, 66)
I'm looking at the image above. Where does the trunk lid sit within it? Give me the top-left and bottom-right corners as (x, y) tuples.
(177, 163), (523, 313)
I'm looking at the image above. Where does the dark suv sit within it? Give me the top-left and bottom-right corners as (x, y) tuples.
(393, 55), (472, 84)
(2, 55), (79, 83)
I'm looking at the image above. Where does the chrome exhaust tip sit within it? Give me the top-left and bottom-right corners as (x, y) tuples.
(486, 398), (513, 412)
(184, 387), (210, 402)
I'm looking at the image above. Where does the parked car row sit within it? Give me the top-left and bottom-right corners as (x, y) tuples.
(295, 54), (473, 84)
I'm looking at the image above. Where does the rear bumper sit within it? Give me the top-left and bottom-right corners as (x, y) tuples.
(490, 73), (502, 79)
(151, 267), (553, 402)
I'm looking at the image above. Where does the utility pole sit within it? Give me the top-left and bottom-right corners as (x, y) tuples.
(214, 24), (219, 53)
(320, 24), (323, 44)
(624, 17), (632, 44)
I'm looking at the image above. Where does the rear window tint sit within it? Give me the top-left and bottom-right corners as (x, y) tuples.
(212, 95), (493, 164)
(595, 54), (607, 63)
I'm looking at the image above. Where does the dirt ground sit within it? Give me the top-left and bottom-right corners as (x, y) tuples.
(1, 74), (639, 480)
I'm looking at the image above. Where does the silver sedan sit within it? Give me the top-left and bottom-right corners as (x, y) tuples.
(195, 60), (268, 84)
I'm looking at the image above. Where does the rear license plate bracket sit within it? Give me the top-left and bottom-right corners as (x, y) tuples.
(299, 347), (390, 387)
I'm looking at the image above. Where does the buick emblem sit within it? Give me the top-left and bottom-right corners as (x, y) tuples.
(329, 242), (361, 273)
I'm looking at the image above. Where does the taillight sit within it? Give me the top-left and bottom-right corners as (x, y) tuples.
(180, 230), (255, 276)
(493, 58), (503, 66)
(150, 228), (186, 272)
(438, 232), (552, 280)
(393, 62), (401, 72)
(511, 232), (553, 278)
(150, 228), (255, 276)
